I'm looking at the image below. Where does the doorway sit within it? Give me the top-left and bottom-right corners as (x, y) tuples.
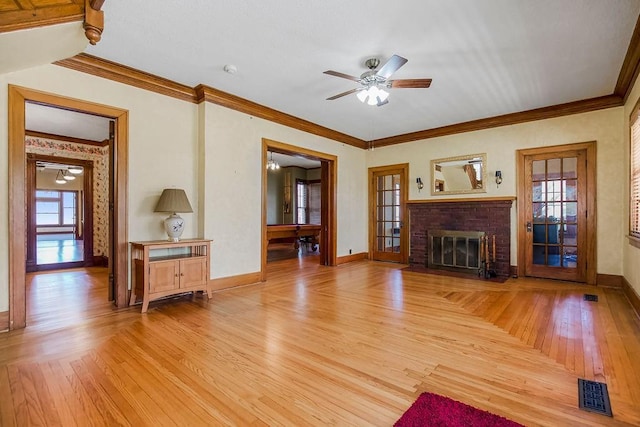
(261, 138), (337, 280)
(26, 156), (94, 271)
(8, 85), (129, 330)
(516, 142), (596, 284)
(368, 164), (409, 263)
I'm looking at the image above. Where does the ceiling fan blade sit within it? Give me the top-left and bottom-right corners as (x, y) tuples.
(375, 54), (408, 79)
(389, 78), (432, 89)
(323, 70), (361, 82)
(326, 88), (360, 100)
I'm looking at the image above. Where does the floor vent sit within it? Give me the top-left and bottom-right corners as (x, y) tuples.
(578, 379), (612, 417)
(583, 294), (599, 302)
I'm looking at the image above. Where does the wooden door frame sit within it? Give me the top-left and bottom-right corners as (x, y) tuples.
(8, 85), (129, 330)
(26, 154), (94, 272)
(261, 138), (337, 280)
(516, 141), (597, 284)
(368, 163), (410, 264)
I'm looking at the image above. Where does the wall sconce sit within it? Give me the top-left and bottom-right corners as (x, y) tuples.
(495, 171), (502, 187)
(416, 177), (424, 192)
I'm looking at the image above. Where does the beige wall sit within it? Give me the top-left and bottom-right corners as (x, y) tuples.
(0, 63), (368, 312)
(623, 75), (640, 297)
(198, 102), (367, 279)
(1, 60), (636, 313)
(367, 107), (625, 276)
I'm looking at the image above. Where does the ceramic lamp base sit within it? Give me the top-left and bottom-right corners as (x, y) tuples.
(164, 213), (185, 242)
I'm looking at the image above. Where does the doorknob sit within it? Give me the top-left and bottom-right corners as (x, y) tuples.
(526, 222), (532, 232)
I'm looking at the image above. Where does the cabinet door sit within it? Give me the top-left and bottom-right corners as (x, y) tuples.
(179, 257), (207, 289)
(149, 260), (179, 293)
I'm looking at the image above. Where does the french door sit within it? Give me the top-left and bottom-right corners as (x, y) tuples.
(517, 142), (596, 283)
(369, 164), (408, 263)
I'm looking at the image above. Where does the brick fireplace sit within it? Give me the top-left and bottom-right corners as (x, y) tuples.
(408, 198), (514, 278)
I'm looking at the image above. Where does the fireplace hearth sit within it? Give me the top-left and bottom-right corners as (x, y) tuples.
(408, 198), (513, 278)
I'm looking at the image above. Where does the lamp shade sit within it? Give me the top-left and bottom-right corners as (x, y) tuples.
(154, 189), (193, 213)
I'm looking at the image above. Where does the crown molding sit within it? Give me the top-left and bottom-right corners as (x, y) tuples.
(54, 53), (198, 103)
(615, 15), (640, 103)
(370, 95), (624, 148)
(54, 54), (366, 148)
(57, 52), (631, 150)
(195, 85), (366, 149)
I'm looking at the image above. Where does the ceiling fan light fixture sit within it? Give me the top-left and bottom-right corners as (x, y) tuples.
(68, 165), (83, 174)
(367, 87), (380, 105)
(357, 86), (389, 106)
(63, 170), (76, 180)
(378, 88), (389, 101)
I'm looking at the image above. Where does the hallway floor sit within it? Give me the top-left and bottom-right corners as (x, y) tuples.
(37, 234), (83, 264)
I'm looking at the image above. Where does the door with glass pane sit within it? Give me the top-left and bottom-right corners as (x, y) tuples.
(369, 164), (408, 263)
(518, 143), (596, 283)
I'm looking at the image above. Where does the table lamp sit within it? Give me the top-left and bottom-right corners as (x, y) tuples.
(154, 188), (193, 241)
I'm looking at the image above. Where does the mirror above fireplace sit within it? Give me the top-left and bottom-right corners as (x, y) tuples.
(431, 153), (487, 195)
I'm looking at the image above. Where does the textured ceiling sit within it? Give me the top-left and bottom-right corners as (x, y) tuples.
(78, 0), (640, 141)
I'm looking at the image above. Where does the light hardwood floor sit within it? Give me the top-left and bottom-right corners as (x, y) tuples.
(1, 258), (640, 426)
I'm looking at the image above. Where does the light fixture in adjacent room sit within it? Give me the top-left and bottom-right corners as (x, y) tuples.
(154, 188), (193, 242)
(266, 151), (280, 171)
(63, 170), (75, 181)
(68, 165), (83, 174)
(55, 170), (66, 184)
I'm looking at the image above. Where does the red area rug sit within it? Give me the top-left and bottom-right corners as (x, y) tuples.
(395, 392), (523, 427)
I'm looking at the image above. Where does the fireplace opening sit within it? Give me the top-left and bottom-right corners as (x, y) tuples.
(428, 230), (485, 272)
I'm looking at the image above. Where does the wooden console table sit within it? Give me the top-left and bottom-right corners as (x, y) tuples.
(130, 239), (211, 313)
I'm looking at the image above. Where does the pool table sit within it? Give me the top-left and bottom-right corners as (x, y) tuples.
(267, 224), (321, 251)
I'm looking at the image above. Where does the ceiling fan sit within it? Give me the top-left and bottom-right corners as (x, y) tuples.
(324, 54), (432, 106)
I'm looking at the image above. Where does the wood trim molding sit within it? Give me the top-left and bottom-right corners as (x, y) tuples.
(83, 0), (104, 45)
(53, 39), (635, 150)
(54, 54), (198, 103)
(622, 276), (640, 319)
(0, 1), (84, 34)
(195, 85), (366, 149)
(615, 15), (640, 103)
(9, 84), (129, 330)
(208, 272), (261, 292)
(597, 274), (623, 288)
(25, 130), (108, 146)
(336, 252), (368, 265)
(407, 196), (516, 204)
(261, 138), (338, 281)
(0, 311), (8, 333)
(53, 56), (365, 148)
(370, 95), (623, 147)
(368, 163), (410, 264)
(516, 141), (597, 285)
